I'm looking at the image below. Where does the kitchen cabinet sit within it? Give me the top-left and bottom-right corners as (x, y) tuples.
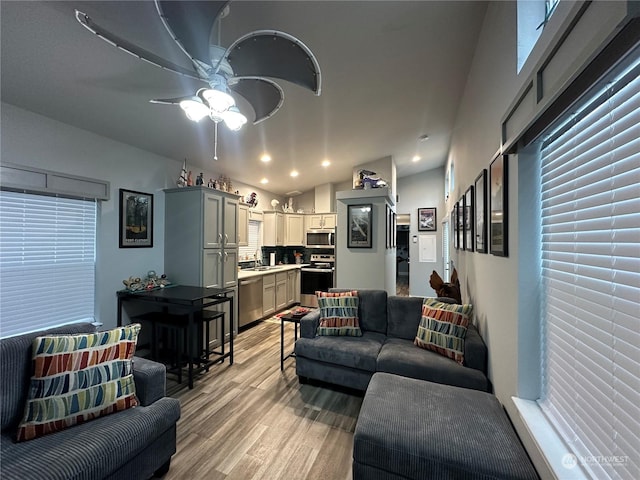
(238, 205), (249, 246)
(287, 269), (300, 305)
(164, 187), (240, 345)
(306, 213), (336, 230)
(263, 211), (284, 246)
(284, 214), (304, 246)
(262, 273), (276, 316)
(276, 272), (288, 310)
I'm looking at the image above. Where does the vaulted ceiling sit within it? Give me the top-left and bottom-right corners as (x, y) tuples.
(1, 1), (488, 194)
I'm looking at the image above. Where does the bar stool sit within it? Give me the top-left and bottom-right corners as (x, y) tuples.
(198, 310), (225, 368)
(154, 313), (189, 384)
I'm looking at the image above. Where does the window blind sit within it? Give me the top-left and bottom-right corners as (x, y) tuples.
(238, 219), (261, 261)
(539, 60), (640, 480)
(0, 190), (97, 338)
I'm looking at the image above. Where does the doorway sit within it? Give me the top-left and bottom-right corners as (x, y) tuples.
(396, 214), (410, 296)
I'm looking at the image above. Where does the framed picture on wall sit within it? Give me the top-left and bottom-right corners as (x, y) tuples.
(418, 207), (437, 231)
(464, 186), (474, 252)
(385, 204), (390, 248)
(475, 169), (488, 253)
(452, 207), (458, 249)
(348, 204), (372, 248)
(490, 155), (508, 256)
(119, 189), (153, 248)
(457, 197), (465, 250)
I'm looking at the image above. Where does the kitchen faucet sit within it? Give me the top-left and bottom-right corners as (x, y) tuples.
(254, 250), (262, 267)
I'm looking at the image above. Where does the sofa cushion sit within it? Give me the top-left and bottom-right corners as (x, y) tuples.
(295, 332), (385, 372)
(316, 291), (362, 336)
(2, 397), (180, 480)
(387, 296), (423, 339)
(16, 324), (141, 442)
(414, 298), (472, 364)
(1, 323), (97, 434)
(377, 338), (490, 392)
(330, 289), (388, 334)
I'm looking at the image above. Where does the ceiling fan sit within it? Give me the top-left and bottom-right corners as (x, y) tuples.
(75, 1), (321, 158)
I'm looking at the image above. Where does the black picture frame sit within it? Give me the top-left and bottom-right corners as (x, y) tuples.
(457, 198), (464, 249)
(348, 204), (373, 248)
(474, 169), (488, 253)
(418, 207), (437, 231)
(464, 186), (474, 252)
(490, 155), (508, 257)
(392, 211), (397, 248)
(451, 208), (458, 249)
(119, 189), (153, 248)
(385, 204), (391, 248)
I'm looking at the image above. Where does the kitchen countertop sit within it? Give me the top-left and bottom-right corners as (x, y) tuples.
(237, 264), (309, 280)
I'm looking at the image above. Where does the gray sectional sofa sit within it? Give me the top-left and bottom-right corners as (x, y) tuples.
(295, 289), (490, 392)
(1, 323), (181, 480)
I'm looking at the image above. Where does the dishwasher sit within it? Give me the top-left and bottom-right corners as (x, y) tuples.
(239, 277), (263, 327)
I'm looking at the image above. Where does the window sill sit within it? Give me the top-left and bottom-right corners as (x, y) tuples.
(512, 397), (588, 480)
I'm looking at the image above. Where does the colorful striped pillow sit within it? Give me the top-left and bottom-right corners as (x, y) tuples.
(414, 298), (473, 364)
(316, 291), (362, 336)
(16, 324), (141, 442)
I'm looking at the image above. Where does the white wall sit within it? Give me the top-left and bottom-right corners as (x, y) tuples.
(0, 102), (287, 329)
(396, 166), (445, 297)
(446, 1), (635, 477)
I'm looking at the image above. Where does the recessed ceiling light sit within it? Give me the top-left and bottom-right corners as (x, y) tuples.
(290, 170), (299, 177)
(418, 134), (429, 142)
(321, 159), (331, 167)
(260, 154), (271, 163)
(260, 178), (269, 184)
(412, 155), (421, 162)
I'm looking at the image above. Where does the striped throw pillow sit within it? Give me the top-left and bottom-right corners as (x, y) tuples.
(16, 324), (141, 442)
(316, 291), (362, 336)
(414, 298), (473, 364)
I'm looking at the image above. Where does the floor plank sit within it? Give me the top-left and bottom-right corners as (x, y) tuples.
(163, 320), (363, 480)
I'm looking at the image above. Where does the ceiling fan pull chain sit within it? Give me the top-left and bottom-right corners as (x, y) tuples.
(213, 122), (219, 161)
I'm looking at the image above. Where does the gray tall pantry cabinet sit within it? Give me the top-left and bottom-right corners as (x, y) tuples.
(164, 186), (239, 347)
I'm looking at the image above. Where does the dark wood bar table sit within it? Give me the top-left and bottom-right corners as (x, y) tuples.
(117, 285), (234, 389)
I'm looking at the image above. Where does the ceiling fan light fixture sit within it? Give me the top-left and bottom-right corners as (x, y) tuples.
(201, 88), (235, 114)
(223, 106), (247, 131)
(179, 99), (210, 122)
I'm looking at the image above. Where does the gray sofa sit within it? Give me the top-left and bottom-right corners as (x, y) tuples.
(1, 323), (181, 480)
(295, 289), (490, 392)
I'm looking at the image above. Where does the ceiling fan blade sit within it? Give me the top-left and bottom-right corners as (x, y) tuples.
(230, 78), (284, 124)
(149, 95), (194, 105)
(227, 30), (322, 95)
(74, 10), (203, 82)
(155, 1), (230, 66)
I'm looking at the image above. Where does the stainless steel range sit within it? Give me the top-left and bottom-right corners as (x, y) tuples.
(300, 254), (335, 307)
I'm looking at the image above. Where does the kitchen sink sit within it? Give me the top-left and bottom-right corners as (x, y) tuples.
(251, 265), (283, 271)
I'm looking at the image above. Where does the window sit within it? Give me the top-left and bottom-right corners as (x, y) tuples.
(538, 58), (639, 479)
(517, 0), (558, 73)
(0, 191), (97, 338)
(239, 219), (262, 261)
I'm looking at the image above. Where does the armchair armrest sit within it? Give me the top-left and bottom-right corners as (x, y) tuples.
(132, 356), (167, 406)
(300, 310), (321, 338)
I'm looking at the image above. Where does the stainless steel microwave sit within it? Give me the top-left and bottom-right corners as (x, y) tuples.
(306, 229), (335, 248)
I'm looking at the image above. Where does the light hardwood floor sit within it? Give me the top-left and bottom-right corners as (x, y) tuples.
(164, 320), (363, 480)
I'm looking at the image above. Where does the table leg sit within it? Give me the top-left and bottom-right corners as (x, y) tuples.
(229, 295), (234, 365)
(187, 311), (194, 389)
(117, 297), (123, 327)
(280, 317), (285, 371)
